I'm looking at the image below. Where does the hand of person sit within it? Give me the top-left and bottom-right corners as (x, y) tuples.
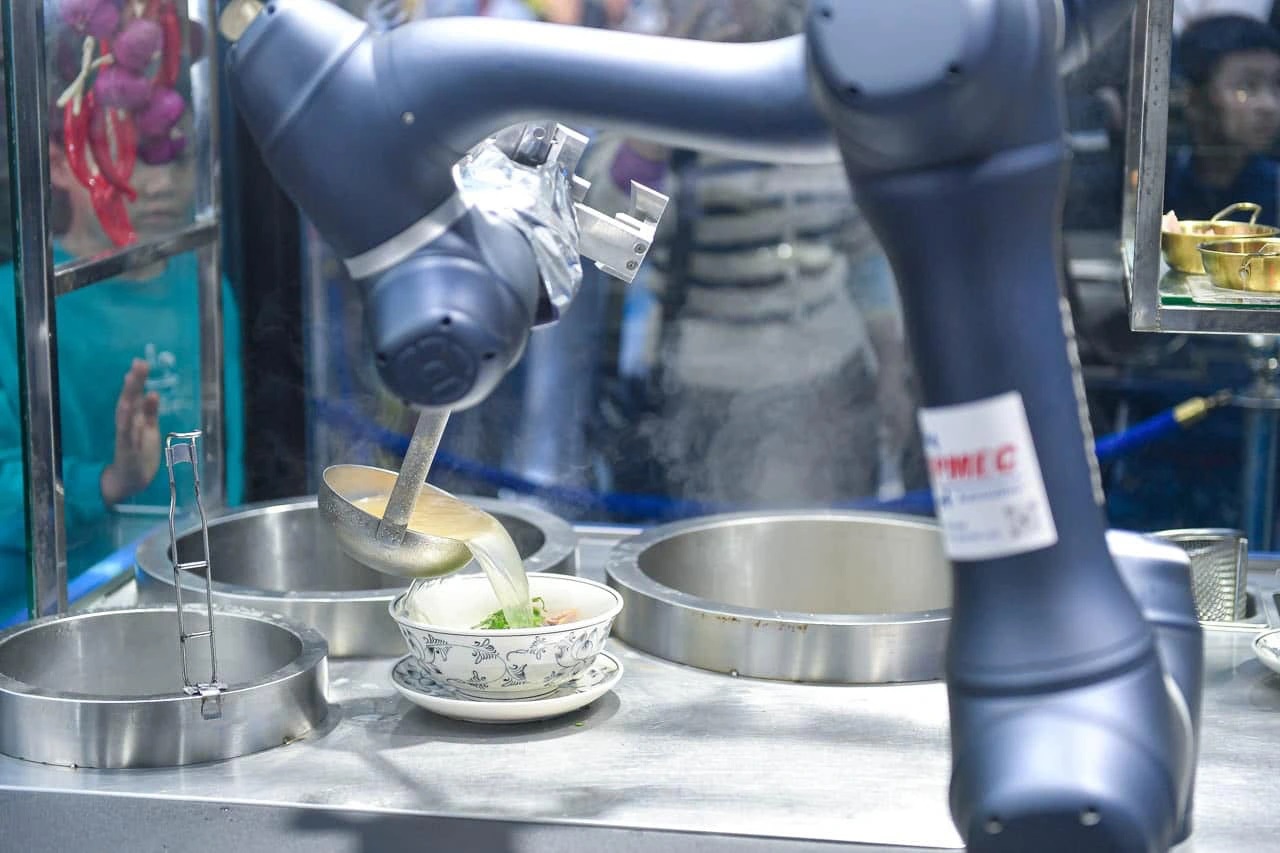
(100, 358), (161, 506)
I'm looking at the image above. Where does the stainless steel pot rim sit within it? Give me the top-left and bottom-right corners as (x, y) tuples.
(0, 605), (328, 705)
(604, 509), (951, 628)
(134, 494), (578, 603)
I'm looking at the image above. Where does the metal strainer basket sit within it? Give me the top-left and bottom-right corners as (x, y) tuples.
(1152, 528), (1248, 622)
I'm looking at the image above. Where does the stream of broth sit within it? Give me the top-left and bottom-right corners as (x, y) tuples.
(354, 492), (536, 627)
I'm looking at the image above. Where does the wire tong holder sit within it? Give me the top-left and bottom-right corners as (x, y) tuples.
(165, 430), (225, 718)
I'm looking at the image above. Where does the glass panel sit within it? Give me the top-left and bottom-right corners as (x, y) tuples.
(1114, 2), (1280, 536)
(0, 0), (225, 624)
(44, 0), (206, 266)
(41, 245), (240, 598)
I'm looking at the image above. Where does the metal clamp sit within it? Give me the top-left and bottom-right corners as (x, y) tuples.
(547, 124), (669, 284)
(164, 431), (226, 716)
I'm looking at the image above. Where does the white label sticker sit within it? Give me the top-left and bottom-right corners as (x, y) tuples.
(918, 391), (1058, 561)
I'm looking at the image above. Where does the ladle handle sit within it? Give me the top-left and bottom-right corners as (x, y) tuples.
(376, 409), (450, 547)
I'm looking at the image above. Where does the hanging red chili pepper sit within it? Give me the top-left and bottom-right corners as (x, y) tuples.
(52, 4), (183, 250)
(157, 1), (182, 89)
(90, 178), (137, 247)
(69, 95), (137, 248)
(113, 109), (137, 181)
(62, 98), (95, 188)
(86, 92), (138, 202)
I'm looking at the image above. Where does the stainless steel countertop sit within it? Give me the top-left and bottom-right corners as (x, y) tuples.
(3, 529), (1280, 851)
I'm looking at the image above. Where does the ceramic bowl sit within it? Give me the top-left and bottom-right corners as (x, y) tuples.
(389, 574), (623, 699)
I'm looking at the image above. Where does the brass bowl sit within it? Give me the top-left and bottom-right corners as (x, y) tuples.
(1198, 239), (1280, 292)
(1162, 202), (1278, 274)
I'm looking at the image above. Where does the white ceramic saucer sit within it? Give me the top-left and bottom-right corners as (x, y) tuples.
(1254, 629), (1280, 676)
(391, 651), (622, 724)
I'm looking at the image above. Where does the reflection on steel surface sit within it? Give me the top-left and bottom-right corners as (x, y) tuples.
(0, 605), (328, 768)
(606, 511), (951, 683)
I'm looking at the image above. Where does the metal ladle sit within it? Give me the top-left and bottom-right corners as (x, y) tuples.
(317, 410), (474, 579)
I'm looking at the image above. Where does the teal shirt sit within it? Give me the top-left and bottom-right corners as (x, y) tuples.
(0, 248), (245, 610)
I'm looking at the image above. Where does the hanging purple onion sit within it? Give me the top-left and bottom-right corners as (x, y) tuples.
(60, 0), (121, 44)
(58, 0), (101, 31)
(134, 87), (185, 138)
(138, 132), (186, 165)
(85, 1), (120, 41)
(112, 19), (162, 74)
(93, 65), (151, 111)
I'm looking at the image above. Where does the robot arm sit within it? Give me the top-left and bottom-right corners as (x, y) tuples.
(227, 4), (840, 407)
(225, 2), (1201, 850)
(224, 0), (1134, 409)
(227, 6), (833, 263)
(226, 3), (839, 408)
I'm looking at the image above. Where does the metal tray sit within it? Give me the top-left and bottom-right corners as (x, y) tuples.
(4, 534), (1280, 851)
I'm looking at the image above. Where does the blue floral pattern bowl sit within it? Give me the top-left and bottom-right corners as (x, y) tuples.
(391, 652), (624, 724)
(390, 574), (623, 699)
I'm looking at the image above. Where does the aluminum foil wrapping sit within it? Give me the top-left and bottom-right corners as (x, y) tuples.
(454, 137), (583, 319)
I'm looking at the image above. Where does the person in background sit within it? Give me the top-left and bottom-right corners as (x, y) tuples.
(0, 93), (245, 615)
(585, 0), (921, 510)
(1175, 0), (1280, 34)
(1165, 15), (1280, 224)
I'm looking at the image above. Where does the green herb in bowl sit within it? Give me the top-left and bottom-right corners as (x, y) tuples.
(473, 596), (578, 629)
